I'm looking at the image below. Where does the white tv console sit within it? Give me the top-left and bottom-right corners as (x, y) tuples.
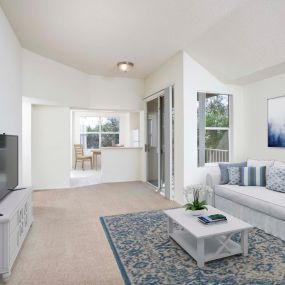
(0, 187), (33, 282)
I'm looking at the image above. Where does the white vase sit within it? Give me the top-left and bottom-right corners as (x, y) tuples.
(189, 209), (206, 216)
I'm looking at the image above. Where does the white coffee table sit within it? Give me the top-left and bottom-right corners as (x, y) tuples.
(164, 206), (253, 268)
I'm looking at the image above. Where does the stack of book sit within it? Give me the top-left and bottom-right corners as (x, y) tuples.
(198, 214), (227, 225)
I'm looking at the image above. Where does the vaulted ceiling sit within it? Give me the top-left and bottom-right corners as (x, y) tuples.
(1, 0), (285, 84)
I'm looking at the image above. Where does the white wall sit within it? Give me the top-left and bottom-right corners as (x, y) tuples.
(22, 49), (89, 108)
(88, 76), (144, 111)
(144, 52), (184, 203)
(145, 51), (247, 204)
(22, 50), (145, 111)
(0, 7), (22, 184)
(32, 105), (70, 189)
(129, 112), (140, 146)
(243, 73), (285, 162)
(183, 52), (246, 188)
(22, 50), (145, 189)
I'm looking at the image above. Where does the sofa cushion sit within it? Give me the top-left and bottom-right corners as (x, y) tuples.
(266, 166), (285, 193)
(215, 184), (285, 221)
(218, 162), (247, 184)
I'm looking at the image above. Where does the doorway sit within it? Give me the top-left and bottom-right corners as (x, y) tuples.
(146, 87), (174, 200)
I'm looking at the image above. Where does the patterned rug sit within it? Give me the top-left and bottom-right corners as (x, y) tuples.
(100, 210), (285, 285)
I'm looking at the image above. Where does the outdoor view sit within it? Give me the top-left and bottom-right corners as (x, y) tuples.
(198, 94), (230, 165)
(80, 116), (120, 148)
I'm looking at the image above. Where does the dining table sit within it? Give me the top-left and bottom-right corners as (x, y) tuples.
(91, 149), (101, 170)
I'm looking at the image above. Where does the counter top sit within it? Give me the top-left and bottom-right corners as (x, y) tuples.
(101, 147), (143, 150)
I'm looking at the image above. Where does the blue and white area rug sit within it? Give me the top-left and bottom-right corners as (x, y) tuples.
(100, 210), (285, 285)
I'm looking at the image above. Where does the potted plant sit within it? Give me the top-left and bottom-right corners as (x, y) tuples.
(184, 188), (208, 216)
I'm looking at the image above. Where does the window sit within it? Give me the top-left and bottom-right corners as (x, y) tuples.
(197, 93), (231, 166)
(80, 116), (120, 149)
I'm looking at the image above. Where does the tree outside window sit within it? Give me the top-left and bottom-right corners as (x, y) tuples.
(197, 93), (231, 166)
(80, 116), (120, 148)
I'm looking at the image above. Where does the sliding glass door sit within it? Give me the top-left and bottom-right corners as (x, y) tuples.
(146, 87), (174, 200)
(146, 98), (159, 187)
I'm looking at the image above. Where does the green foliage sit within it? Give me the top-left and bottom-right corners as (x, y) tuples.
(101, 117), (119, 132)
(184, 189), (208, 211)
(206, 95), (229, 128)
(87, 125), (99, 132)
(185, 200), (208, 211)
(205, 95), (229, 150)
(101, 117), (119, 146)
(205, 130), (228, 150)
(83, 117), (120, 148)
(101, 134), (119, 147)
(86, 134), (99, 148)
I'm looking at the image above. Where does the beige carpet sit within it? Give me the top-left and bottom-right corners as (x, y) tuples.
(6, 182), (178, 285)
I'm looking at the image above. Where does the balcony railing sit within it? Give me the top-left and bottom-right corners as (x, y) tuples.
(205, 148), (229, 163)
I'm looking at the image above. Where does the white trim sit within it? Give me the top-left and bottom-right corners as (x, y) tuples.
(144, 91), (165, 103)
(205, 127), (229, 130)
(158, 97), (161, 189)
(229, 95), (233, 162)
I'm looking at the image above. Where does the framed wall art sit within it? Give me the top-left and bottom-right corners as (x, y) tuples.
(268, 96), (285, 147)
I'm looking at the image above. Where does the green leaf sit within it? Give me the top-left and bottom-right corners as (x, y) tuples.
(184, 200), (208, 211)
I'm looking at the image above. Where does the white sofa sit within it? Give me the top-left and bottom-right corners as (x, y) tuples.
(206, 160), (285, 241)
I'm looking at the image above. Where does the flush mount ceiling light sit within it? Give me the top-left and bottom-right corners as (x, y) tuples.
(117, 61), (134, 72)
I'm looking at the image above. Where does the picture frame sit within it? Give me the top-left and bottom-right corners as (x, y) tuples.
(268, 95), (285, 147)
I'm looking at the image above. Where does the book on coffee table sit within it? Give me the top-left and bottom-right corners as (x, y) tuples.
(198, 214), (227, 225)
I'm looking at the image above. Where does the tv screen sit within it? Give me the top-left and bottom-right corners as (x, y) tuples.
(0, 135), (18, 201)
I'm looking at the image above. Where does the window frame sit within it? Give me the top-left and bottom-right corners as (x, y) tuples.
(80, 116), (120, 149)
(197, 92), (233, 167)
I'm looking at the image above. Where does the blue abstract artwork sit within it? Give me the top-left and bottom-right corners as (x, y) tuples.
(268, 96), (285, 147)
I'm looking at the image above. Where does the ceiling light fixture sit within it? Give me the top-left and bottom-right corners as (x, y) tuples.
(117, 61), (134, 72)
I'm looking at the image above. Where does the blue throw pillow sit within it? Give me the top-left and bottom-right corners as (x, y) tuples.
(228, 167), (240, 185)
(219, 162), (247, 184)
(240, 166), (266, 186)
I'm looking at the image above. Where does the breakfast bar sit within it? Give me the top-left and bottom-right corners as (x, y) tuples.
(100, 147), (143, 183)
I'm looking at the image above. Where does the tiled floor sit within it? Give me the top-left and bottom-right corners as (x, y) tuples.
(70, 169), (102, 187)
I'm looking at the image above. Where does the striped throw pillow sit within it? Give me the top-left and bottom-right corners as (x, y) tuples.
(240, 166), (266, 186)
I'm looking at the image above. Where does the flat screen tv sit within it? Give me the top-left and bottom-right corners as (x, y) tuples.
(0, 134), (18, 201)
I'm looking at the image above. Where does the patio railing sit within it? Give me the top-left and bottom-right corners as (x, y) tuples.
(205, 148), (229, 163)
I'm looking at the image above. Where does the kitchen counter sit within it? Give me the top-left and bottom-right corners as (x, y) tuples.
(101, 146), (143, 149)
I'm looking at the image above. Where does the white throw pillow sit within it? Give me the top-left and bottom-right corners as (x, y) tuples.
(273, 161), (285, 169)
(247, 159), (274, 177)
(247, 159), (274, 168)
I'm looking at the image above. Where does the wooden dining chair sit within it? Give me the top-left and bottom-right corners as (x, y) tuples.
(74, 144), (93, 170)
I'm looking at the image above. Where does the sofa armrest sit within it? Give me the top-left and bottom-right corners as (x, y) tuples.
(206, 172), (220, 189)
